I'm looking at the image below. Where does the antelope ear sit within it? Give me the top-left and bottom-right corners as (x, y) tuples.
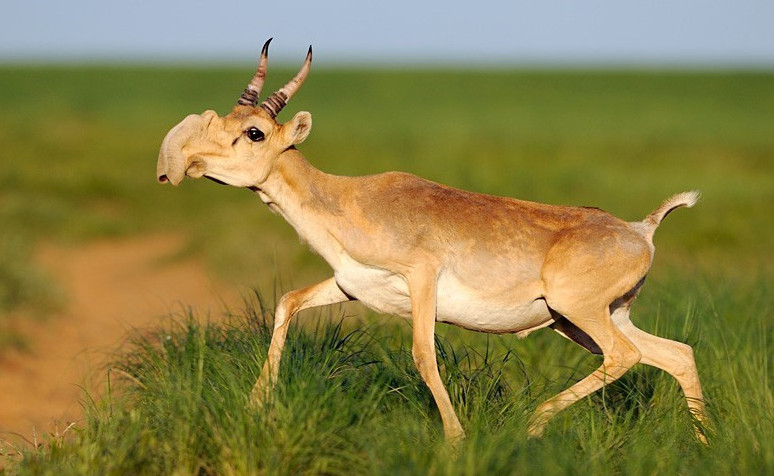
(282, 111), (312, 146)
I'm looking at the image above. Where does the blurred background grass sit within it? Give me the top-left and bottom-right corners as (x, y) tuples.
(1, 65), (773, 473)
(1, 66), (771, 323)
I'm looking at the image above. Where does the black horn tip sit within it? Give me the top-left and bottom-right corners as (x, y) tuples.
(262, 38), (273, 55)
(306, 45), (313, 60)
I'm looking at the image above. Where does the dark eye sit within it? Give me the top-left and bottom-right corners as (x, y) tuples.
(246, 127), (265, 142)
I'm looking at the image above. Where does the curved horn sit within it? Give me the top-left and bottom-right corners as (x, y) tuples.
(237, 38), (272, 107)
(260, 45), (312, 118)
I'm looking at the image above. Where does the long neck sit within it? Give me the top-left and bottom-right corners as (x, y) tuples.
(256, 149), (347, 259)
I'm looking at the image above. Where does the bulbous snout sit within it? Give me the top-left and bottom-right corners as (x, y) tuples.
(156, 113), (212, 186)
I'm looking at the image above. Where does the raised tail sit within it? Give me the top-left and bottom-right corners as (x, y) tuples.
(640, 190), (700, 239)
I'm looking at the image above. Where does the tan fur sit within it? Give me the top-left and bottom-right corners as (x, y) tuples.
(156, 50), (707, 445)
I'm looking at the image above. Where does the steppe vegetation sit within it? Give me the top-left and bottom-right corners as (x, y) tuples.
(1, 65), (772, 474)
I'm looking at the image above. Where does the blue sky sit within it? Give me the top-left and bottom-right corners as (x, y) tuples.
(2, 0), (773, 66)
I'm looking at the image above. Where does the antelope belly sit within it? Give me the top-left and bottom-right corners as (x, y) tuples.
(333, 257), (551, 334)
(334, 260), (413, 318)
(435, 275), (552, 333)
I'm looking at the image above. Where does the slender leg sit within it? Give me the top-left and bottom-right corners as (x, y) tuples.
(408, 268), (465, 444)
(533, 225), (653, 437)
(250, 277), (352, 407)
(528, 305), (641, 437)
(615, 315), (708, 444)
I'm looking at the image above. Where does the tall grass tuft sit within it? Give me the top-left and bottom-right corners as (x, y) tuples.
(12, 272), (774, 475)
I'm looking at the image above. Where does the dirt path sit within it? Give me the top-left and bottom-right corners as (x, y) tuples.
(0, 233), (241, 442)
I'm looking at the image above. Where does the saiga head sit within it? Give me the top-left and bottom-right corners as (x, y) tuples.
(156, 39), (313, 188)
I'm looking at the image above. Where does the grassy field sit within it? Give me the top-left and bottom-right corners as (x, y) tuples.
(1, 65), (773, 473)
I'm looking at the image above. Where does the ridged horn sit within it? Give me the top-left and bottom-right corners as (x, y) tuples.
(260, 45), (312, 118)
(237, 38), (272, 107)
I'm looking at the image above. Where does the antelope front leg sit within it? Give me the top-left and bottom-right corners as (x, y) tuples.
(250, 277), (352, 407)
(408, 268), (465, 444)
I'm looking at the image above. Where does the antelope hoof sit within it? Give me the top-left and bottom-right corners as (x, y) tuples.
(249, 381), (272, 410)
(693, 424), (709, 446)
(527, 413), (550, 438)
(444, 427), (466, 456)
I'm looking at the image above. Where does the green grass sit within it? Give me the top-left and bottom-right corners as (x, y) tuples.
(8, 282), (773, 475)
(1, 67), (772, 299)
(1, 65), (773, 472)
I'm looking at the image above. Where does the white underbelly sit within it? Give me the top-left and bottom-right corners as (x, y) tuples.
(333, 260), (413, 317)
(436, 276), (552, 333)
(333, 256), (552, 334)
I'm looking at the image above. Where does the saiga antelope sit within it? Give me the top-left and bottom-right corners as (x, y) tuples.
(156, 39), (707, 444)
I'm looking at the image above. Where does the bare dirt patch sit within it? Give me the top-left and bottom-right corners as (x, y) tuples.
(0, 233), (241, 442)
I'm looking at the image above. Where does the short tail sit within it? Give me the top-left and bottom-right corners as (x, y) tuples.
(641, 190), (700, 236)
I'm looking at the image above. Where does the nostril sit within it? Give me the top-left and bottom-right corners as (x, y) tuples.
(158, 175), (169, 184)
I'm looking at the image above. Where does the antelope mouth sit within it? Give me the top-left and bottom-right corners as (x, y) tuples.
(205, 175), (229, 186)
(185, 161), (207, 179)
